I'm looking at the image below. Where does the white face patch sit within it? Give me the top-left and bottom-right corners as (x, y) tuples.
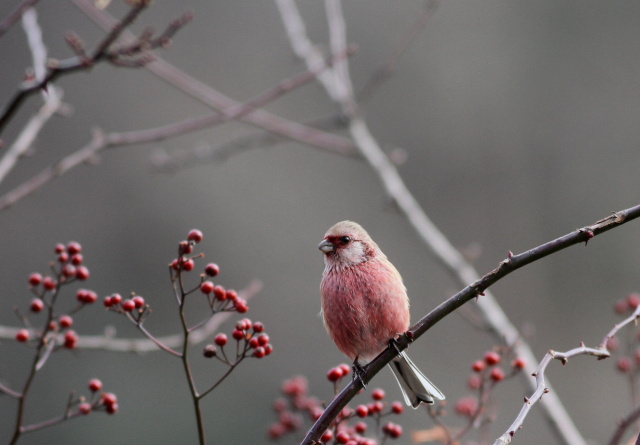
(337, 239), (367, 266)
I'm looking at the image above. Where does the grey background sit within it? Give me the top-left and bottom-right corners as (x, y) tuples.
(1, 1), (639, 444)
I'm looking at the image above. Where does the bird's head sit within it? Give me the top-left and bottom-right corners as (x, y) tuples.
(318, 221), (380, 268)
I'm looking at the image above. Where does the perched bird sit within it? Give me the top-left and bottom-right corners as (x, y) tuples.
(318, 220), (444, 408)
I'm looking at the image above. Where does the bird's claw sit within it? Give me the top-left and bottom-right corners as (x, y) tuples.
(352, 359), (367, 389)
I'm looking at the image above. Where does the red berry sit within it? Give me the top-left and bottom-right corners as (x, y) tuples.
(75, 266), (89, 281)
(320, 430), (334, 442)
(614, 299), (628, 314)
(132, 296), (145, 309)
(203, 344), (217, 358)
(71, 253), (83, 265)
(66, 241), (82, 255)
(252, 321), (264, 333)
(339, 364), (351, 375)
(327, 367), (342, 382)
(30, 298), (44, 313)
(182, 259), (194, 271)
(490, 367), (505, 382)
(354, 421), (367, 433)
(355, 404), (368, 417)
(484, 351), (501, 366)
(249, 337), (260, 349)
(214, 333), (228, 346)
(371, 388), (385, 400)
(236, 318), (251, 331)
(383, 422), (402, 438)
(234, 299), (248, 313)
(467, 374), (482, 389)
(57, 252), (69, 263)
(471, 360), (485, 372)
(179, 241), (192, 255)
(28, 273), (42, 286)
(617, 356), (632, 373)
(253, 346), (266, 358)
(455, 396), (478, 417)
(121, 299), (135, 312)
(628, 293), (640, 309)
(64, 330), (78, 349)
(336, 432), (350, 444)
(59, 315), (73, 328)
(106, 403), (118, 415)
(391, 401), (404, 414)
(188, 229), (203, 243)
(110, 293), (122, 305)
(226, 289), (238, 301)
(257, 333), (270, 346)
(101, 392), (117, 407)
(205, 263), (219, 277)
(88, 378), (102, 392)
(170, 259), (180, 271)
(54, 243), (65, 254)
(512, 357), (525, 370)
(232, 329), (244, 340)
(61, 264), (76, 278)
(103, 296), (113, 307)
(76, 289), (97, 304)
(15, 329), (29, 342)
(263, 344), (273, 355)
(78, 403), (92, 415)
(213, 285), (226, 300)
(42, 276), (56, 290)
(369, 401), (383, 413)
(200, 281), (214, 294)
(606, 336), (619, 352)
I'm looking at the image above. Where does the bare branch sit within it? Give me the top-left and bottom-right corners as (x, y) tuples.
(0, 0), (43, 39)
(0, 53), (343, 211)
(494, 305), (640, 444)
(300, 204), (640, 445)
(72, 0), (357, 156)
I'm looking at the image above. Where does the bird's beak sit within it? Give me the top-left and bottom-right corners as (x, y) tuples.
(318, 239), (334, 253)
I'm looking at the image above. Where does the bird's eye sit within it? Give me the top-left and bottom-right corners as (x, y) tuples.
(338, 236), (351, 246)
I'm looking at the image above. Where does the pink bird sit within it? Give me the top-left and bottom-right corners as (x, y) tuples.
(318, 221), (445, 408)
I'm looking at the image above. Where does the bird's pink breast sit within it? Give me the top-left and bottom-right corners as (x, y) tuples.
(320, 259), (409, 363)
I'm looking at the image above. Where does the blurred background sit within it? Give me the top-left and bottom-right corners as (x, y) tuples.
(1, 1), (639, 444)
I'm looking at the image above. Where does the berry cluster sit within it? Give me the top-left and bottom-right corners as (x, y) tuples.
(6, 241), (117, 442)
(75, 379), (119, 416)
(453, 349), (524, 419)
(17, 241), (100, 350)
(610, 293), (640, 375)
(268, 367), (406, 444)
(203, 317), (273, 361)
(103, 292), (148, 323)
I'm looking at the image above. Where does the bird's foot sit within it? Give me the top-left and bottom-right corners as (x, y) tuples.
(352, 358), (367, 389)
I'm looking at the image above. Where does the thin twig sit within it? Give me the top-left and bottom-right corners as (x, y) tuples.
(72, 0), (357, 156)
(0, 0), (43, 38)
(0, 51), (345, 212)
(495, 305), (640, 444)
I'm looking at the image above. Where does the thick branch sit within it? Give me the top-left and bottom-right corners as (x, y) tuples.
(300, 204), (640, 444)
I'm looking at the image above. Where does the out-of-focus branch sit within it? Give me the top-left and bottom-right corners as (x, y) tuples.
(276, 2), (600, 444)
(0, 0), (43, 39)
(0, 53), (340, 211)
(0, 3), (153, 136)
(494, 305), (640, 444)
(0, 8), (65, 187)
(0, 280), (262, 351)
(357, 0), (440, 105)
(300, 204), (640, 445)
(72, 0), (357, 156)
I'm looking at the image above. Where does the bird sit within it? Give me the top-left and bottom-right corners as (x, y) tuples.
(318, 220), (444, 408)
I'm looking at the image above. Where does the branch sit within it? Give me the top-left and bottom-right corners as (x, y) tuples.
(0, 280), (261, 351)
(300, 204), (640, 445)
(0, 51), (343, 211)
(0, 3), (151, 136)
(494, 305), (640, 444)
(72, 0), (357, 156)
(0, 0), (43, 39)
(276, 1), (589, 443)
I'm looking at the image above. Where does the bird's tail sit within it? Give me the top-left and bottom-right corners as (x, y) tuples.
(389, 351), (445, 408)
